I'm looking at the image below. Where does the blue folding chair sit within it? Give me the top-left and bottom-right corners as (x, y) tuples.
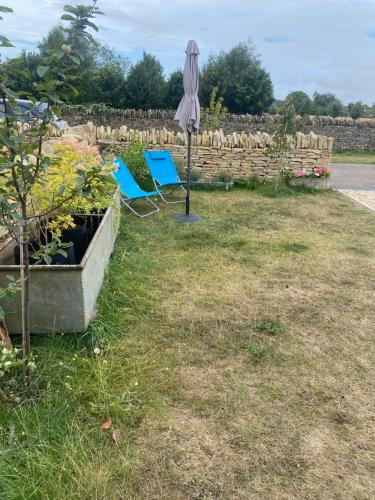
(113, 158), (163, 217)
(144, 150), (186, 204)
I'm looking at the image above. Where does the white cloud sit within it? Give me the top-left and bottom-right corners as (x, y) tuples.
(0, 0), (374, 104)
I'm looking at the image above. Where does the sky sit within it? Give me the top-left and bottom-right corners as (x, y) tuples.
(0, 0), (374, 105)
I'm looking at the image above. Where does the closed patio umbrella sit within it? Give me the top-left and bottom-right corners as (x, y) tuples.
(174, 40), (202, 222)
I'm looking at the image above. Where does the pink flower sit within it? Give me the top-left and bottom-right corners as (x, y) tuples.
(295, 169), (306, 177)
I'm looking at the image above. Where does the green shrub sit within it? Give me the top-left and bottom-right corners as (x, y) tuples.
(216, 172), (232, 183)
(233, 175), (270, 190)
(120, 141), (150, 183)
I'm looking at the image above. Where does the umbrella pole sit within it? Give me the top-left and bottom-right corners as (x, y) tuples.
(174, 130), (202, 223)
(186, 131), (192, 217)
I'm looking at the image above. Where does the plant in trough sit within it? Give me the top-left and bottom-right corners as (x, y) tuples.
(0, 1), (104, 386)
(282, 166), (330, 180)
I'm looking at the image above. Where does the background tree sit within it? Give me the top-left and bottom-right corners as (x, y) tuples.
(125, 52), (166, 109)
(1, 50), (42, 96)
(284, 90), (312, 116)
(164, 69), (183, 110)
(312, 92), (343, 117)
(347, 101), (365, 120)
(200, 42), (274, 114)
(3, 24), (128, 106)
(86, 46), (128, 106)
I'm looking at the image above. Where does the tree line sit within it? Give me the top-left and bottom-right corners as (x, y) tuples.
(282, 90), (372, 120)
(2, 24), (372, 118)
(3, 27), (273, 114)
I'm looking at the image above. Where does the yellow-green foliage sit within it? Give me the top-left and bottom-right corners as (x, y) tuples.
(32, 140), (116, 226)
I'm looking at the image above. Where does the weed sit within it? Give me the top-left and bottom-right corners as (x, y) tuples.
(252, 317), (286, 335)
(241, 343), (267, 363)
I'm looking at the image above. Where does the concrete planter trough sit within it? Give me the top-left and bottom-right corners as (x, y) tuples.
(0, 195), (120, 334)
(288, 177), (332, 189)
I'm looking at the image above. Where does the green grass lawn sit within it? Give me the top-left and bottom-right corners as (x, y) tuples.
(2, 186), (375, 498)
(332, 150), (375, 164)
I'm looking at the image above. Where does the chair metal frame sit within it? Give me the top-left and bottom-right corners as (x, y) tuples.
(152, 179), (186, 205)
(119, 194), (160, 218)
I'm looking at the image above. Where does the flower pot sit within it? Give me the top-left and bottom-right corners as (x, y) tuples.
(288, 177), (332, 189)
(0, 193), (120, 334)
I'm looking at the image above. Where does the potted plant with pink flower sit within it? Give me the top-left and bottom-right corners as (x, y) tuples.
(283, 165), (332, 189)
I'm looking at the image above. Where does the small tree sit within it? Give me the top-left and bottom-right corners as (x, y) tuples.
(0, 1), (104, 386)
(202, 87), (228, 131)
(267, 103), (304, 191)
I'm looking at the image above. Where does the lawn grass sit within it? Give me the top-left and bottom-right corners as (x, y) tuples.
(1, 185), (375, 498)
(332, 150), (375, 164)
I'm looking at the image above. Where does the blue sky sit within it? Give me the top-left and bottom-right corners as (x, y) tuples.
(1, 0), (374, 104)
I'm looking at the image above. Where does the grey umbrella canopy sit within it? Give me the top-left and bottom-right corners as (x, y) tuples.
(174, 40), (201, 221)
(175, 40), (200, 133)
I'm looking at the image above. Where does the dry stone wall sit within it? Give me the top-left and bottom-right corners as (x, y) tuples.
(61, 122), (332, 180)
(146, 145), (331, 180)
(62, 108), (375, 151)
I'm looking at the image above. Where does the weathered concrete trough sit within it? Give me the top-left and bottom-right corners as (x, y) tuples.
(0, 196), (120, 334)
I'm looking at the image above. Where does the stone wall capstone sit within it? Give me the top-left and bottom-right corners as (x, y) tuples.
(61, 108), (375, 151)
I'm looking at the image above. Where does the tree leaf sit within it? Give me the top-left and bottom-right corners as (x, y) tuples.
(101, 417), (112, 430)
(111, 428), (121, 445)
(57, 249), (67, 258)
(85, 20), (98, 32)
(67, 84), (79, 96)
(69, 55), (80, 65)
(56, 50), (65, 61)
(37, 65), (49, 78)
(63, 5), (79, 15)
(60, 14), (75, 21)
(0, 37), (13, 47)
(44, 255), (52, 265)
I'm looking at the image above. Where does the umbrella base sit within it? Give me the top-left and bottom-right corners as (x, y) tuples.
(173, 213), (203, 223)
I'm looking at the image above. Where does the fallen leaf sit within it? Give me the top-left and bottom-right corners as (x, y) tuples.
(112, 428), (121, 445)
(101, 417), (112, 430)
